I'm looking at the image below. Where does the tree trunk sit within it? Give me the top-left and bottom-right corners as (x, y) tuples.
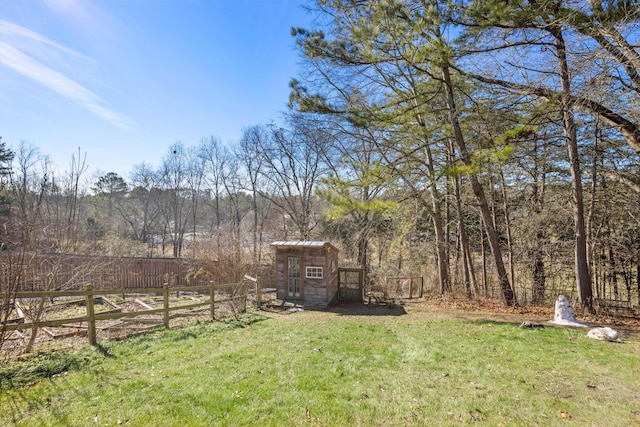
(252, 189), (259, 275)
(441, 63), (516, 306)
(587, 124), (600, 301)
(530, 136), (547, 304)
(609, 248), (619, 300)
(499, 168), (515, 291)
(413, 117), (451, 295)
(532, 243), (546, 304)
(554, 28), (595, 314)
(480, 216), (488, 298)
(394, 154), (450, 294)
(428, 187), (451, 295)
(637, 262), (640, 306)
(25, 327), (39, 354)
(453, 167), (476, 297)
(601, 246), (607, 298)
(623, 263), (632, 303)
(357, 215), (369, 273)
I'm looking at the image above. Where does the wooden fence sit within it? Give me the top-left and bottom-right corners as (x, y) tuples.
(3, 282), (248, 345)
(384, 276), (424, 299)
(4, 254), (210, 292)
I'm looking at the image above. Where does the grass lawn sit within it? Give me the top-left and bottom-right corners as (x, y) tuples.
(1, 304), (639, 426)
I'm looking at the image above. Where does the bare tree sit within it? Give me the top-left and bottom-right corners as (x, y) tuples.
(236, 125), (271, 273)
(158, 143), (192, 257)
(1, 144), (80, 352)
(258, 115), (328, 240)
(199, 136), (231, 255)
(125, 163), (162, 252)
(185, 145), (206, 255)
(220, 154), (248, 270)
(64, 148), (89, 250)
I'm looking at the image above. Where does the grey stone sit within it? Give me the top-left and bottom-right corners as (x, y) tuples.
(587, 327), (619, 342)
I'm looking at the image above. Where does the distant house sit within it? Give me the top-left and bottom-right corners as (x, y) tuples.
(270, 241), (340, 307)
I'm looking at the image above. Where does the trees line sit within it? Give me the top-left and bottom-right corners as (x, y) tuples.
(1, 1), (639, 317)
(288, 0), (639, 314)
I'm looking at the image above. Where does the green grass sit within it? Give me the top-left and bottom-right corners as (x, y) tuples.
(1, 310), (639, 426)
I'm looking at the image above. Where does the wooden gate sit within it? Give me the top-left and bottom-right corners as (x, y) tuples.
(338, 268), (364, 302)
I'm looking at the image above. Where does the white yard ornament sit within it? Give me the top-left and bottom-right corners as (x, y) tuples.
(587, 327), (619, 342)
(550, 295), (591, 327)
(549, 296), (620, 341)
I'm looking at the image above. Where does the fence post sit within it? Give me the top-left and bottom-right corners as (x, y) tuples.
(409, 278), (414, 299)
(384, 277), (389, 299)
(243, 282), (248, 313)
(85, 284), (97, 345)
(210, 282), (215, 320)
(256, 277), (262, 309)
(163, 284), (170, 329)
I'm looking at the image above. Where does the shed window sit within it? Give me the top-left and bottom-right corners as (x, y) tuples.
(306, 266), (323, 278)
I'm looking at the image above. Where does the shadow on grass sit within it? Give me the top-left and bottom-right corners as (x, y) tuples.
(0, 349), (91, 392)
(223, 312), (271, 327)
(261, 300), (408, 316)
(329, 301), (408, 317)
(92, 342), (115, 358)
(106, 312), (272, 345)
(167, 313), (271, 341)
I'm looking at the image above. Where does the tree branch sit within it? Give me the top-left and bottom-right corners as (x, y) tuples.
(454, 66), (640, 155)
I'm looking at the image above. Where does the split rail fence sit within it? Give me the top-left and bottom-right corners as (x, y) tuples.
(3, 282), (248, 345)
(384, 276), (424, 299)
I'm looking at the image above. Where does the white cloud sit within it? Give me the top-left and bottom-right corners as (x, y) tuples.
(0, 19), (90, 61)
(0, 20), (136, 129)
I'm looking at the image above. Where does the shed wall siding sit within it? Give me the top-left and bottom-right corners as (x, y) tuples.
(325, 249), (339, 304)
(272, 243), (339, 307)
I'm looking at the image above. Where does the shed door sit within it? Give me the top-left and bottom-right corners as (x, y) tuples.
(287, 257), (301, 298)
(339, 268), (363, 302)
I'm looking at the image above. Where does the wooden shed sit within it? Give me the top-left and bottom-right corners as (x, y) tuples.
(271, 241), (340, 307)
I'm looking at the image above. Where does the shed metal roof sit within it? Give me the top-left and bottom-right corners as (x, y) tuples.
(270, 241), (337, 249)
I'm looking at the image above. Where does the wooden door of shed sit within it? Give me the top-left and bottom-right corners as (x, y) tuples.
(338, 268), (363, 302)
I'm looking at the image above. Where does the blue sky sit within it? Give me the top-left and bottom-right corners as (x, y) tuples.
(0, 0), (313, 177)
